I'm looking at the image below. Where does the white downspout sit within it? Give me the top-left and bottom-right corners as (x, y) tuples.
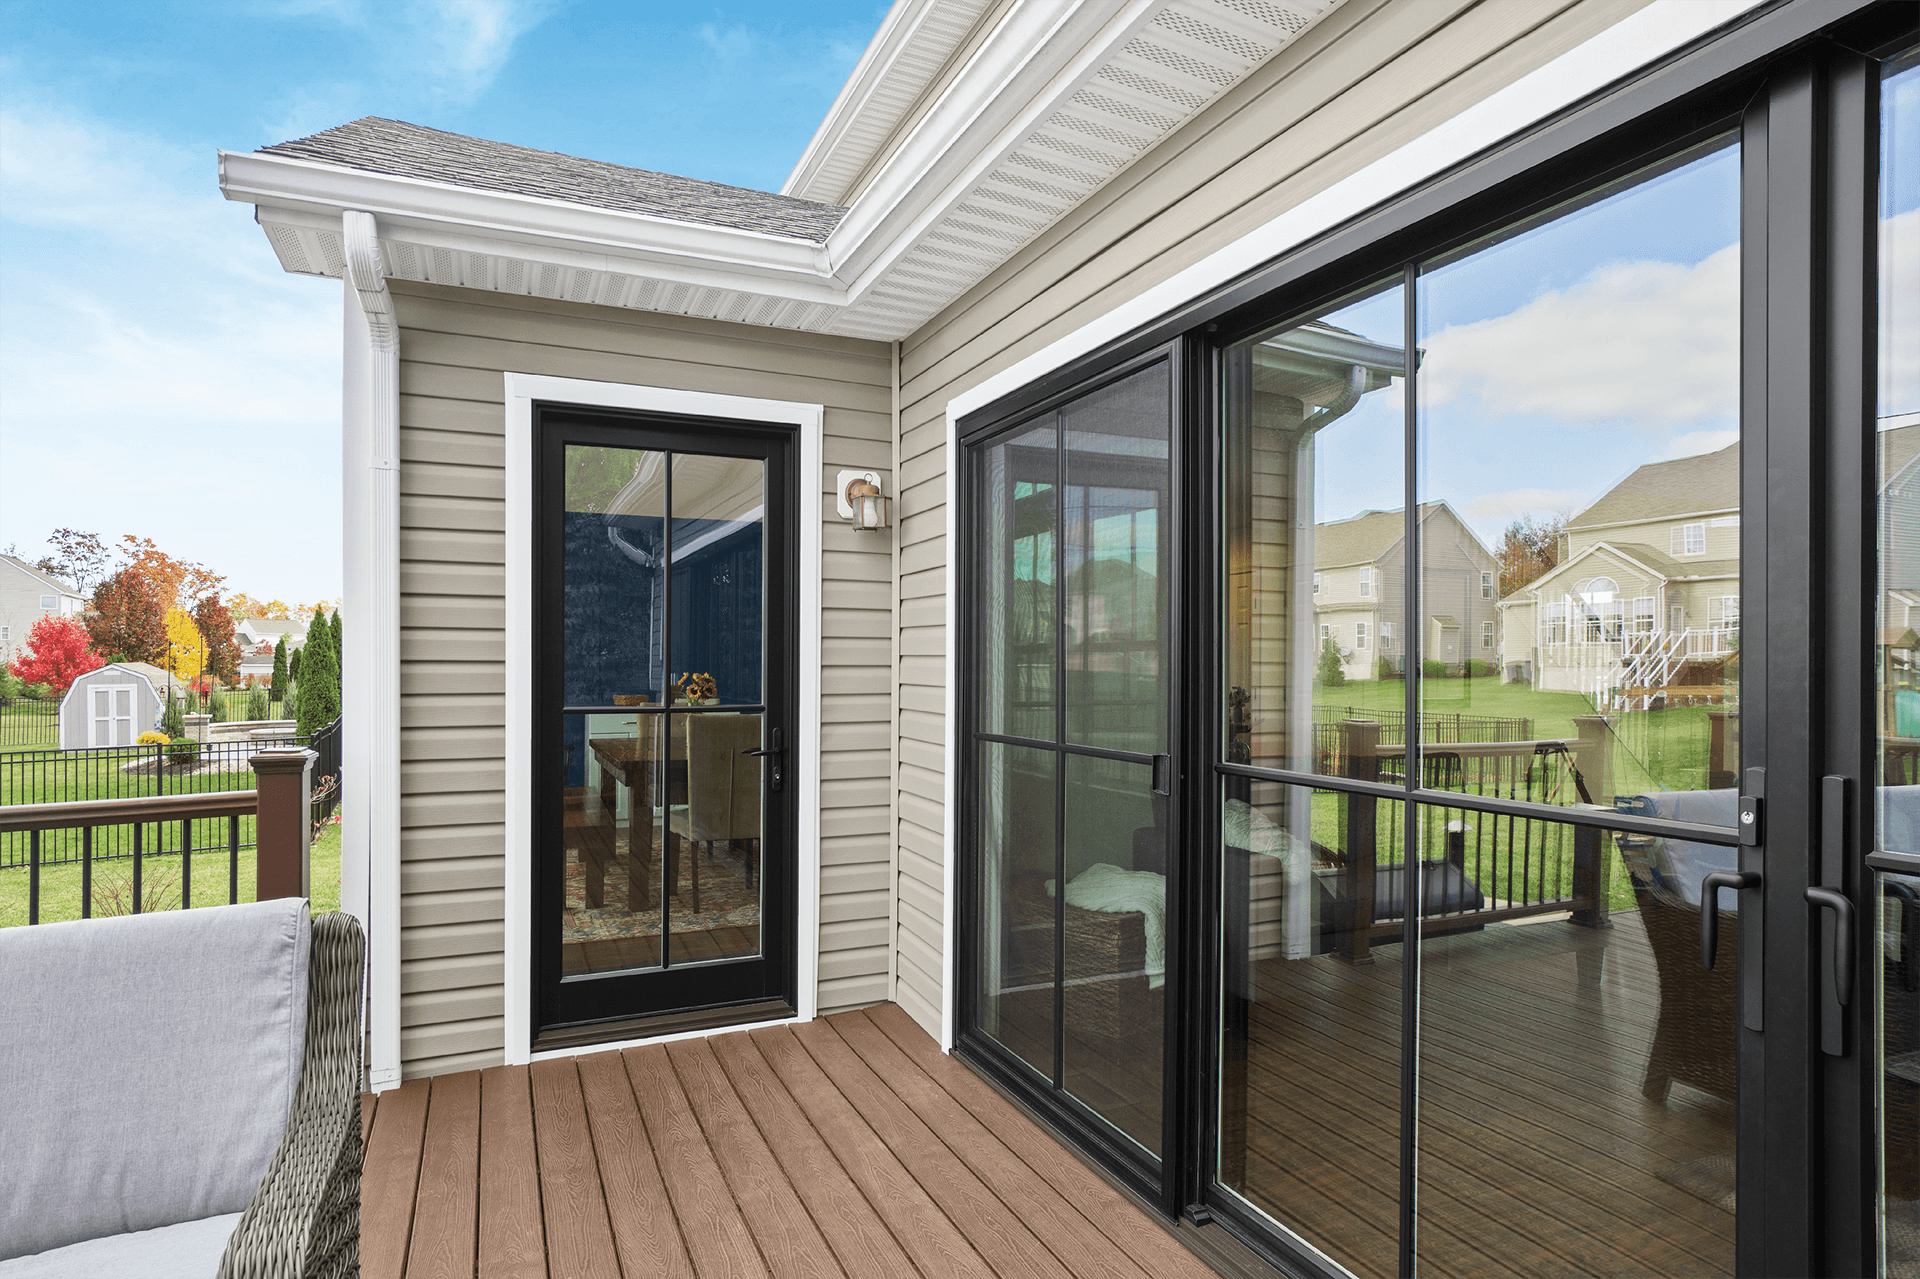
(341, 209), (403, 1091)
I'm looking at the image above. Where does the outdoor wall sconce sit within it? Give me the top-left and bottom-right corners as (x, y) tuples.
(836, 470), (891, 533)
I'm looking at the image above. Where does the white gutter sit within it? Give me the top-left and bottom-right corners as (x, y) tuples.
(340, 209), (404, 1092)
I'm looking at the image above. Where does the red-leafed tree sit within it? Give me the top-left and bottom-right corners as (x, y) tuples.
(13, 615), (103, 694)
(87, 568), (168, 664)
(191, 593), (242, 685)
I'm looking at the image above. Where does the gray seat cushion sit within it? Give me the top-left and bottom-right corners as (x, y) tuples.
(0, 1213), (243, 1278)
(0, 900), (308, 1260)
(1618, 789), (1740, 910)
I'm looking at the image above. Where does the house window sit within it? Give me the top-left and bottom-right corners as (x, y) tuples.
(1481, 620), (1494, 649)
(1632, 597), (1656, 634)
(39, 594), (55, 611)
(1320, 624), (1333, 643)
(1670, 604), (1686, 633)
(1358, 566), (1372, 598)
(1, 625), (9, 645)
(1356, 621), (1369, 649)
(1674, 522), (1707, 556)
(1719, 595), (1740, 627)
(1481, 571), (1494, 599)
(1380, 622), (1393, 652)
(1544, 603), (1567, 645)
(1313, 572), (1320, 595)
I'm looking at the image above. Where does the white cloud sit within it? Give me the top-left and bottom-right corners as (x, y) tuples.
(0, 106), (343, 601)
(1421, 242), (1740, 426)
(1463, 488), (1587, 527)
(1885, 209), (1920, 419)
(1659, 428), (1740, 460)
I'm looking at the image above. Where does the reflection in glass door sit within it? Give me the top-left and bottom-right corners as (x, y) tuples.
(534, 410), (793, 1038)
(1217, 136), (1746, 1276)
(968, 356), (1175, 1166)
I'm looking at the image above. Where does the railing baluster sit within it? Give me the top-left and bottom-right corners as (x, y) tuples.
(29, 829), (41, 925)
(82, 825), (92, 920)
(133, 821), (143, 914)
(229, 814), (240, 905)
(181, 817), (192, 911)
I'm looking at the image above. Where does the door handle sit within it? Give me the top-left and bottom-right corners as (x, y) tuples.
(743, 727), (784, 791)
(1805, 886), (1854, 1009)
(1700, 871), (1760, 969)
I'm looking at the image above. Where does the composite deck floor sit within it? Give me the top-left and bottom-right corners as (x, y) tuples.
(358, 1004), (1217, 1279)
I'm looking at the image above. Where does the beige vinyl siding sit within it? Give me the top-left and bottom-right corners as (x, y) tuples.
(890, 0), (1656, 1036)
(390, 280), (894, 1078)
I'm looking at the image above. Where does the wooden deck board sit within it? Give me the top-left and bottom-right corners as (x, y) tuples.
(361, 1077), (429, 1279)
(406, 1072), (480, 1279)
(527, 1059), (622, 1279)
(476, 1065), (546, 1279)
(363, 1003), (1237, 1279)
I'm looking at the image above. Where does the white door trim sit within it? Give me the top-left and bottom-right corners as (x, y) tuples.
(502, 372), (824, 1065)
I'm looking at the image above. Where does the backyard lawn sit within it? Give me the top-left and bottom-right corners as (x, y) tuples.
(1316, 677), (1724, 798)
(0, 812), (342, 928)
(0, 700), (58, 752)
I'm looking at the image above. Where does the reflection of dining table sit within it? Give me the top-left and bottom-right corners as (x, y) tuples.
(587, 722), (694, 913)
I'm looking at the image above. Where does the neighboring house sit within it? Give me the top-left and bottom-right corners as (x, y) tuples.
(0, 555), (85, 668)
(209, 3), (1913, 1273)
(234, 619), (307, 686)
(1313, 504), (1498, 681)
(57, 663), (166, 748)
(1499, 443), (1742, 701)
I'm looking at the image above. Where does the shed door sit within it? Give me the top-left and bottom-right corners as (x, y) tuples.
(89, 685), (134, 747)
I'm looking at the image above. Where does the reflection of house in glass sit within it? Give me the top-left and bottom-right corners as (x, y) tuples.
(1499, 442), (1744, 706)
(1313, 503), (1499, 680)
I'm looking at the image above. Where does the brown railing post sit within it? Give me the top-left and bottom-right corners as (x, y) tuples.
(1706, 709), (1737, 789)
(252, 748), (316, 901)
(1339, 719), (1380, 965)
(1573, 715), (1613, 806)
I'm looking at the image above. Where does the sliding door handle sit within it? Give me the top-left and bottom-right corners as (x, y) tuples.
(1700, 871), (1760, 969)
(744, 727), (784, 791)
(1805, 886), (1855, 1008)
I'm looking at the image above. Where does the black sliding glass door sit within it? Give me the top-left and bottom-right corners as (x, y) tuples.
(959, 13), (1917, 1277)
(532, 406), (796, 1042)
(965, 353), (1179, 1177)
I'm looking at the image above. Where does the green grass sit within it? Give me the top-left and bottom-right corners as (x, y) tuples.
(0, 700), (59, 753)
(1316, 678), (1726, 797)
(0, 812), (342, 928)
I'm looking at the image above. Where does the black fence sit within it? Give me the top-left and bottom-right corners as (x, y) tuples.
(1312, 705), (1534, 775)
(0, 717), (341, 869)
(0, 697), (59, 751)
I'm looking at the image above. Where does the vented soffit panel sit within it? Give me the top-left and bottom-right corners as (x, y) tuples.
(222, 0), (1342, 344)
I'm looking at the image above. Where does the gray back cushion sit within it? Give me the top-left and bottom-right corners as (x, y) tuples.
(0, 899), (309, 1260)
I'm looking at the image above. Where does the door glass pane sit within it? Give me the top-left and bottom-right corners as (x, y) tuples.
(1417, 805), (1737, 1275)
(1063, 366), (1170, 753)
(1417, 139), (1742, 816)
(980, 421), (1058, 742)
(1217, 780), (1404, 1279)
(1223, 281), (1408, 783)
(978, 740), (1056, 1080)
(1062, 753), (1164, 1156)
(561, 446), (667, 975)
(670, 453), (765, 708)
(666, 711), (764, 963)
(1877, 46), (1920, 1275)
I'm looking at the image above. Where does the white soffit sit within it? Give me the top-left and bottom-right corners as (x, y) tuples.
(221, 0), (1339, 342)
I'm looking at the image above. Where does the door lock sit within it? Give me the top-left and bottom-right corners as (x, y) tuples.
(744, 727), (785, 792)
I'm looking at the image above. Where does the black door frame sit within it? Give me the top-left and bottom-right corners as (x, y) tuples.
(530, 402), (800, 1045)
(954, 339), (1189, 1207)
(951, 3), (1916, 1275)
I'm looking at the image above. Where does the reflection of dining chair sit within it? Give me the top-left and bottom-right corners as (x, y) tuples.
(671, 713), (763, 903)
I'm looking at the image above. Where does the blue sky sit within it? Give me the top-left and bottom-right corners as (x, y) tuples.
(0, 0), (886, 604)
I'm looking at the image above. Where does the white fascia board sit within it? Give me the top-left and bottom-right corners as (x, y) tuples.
(825, 0), (1152, 290)
(782, 0), (932, 199)
(220, 150), (842, 302)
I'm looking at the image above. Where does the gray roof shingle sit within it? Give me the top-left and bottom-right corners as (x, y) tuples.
(259, 117), (848, 243)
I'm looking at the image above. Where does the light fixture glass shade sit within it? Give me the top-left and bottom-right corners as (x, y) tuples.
(851, 484), (890, 531)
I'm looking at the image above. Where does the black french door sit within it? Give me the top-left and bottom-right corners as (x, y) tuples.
(531, 404), (797, 1045)
(958, 7), (1918, 1276)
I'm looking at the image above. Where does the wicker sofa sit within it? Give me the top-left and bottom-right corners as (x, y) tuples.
(0, 899), (364, 1278)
